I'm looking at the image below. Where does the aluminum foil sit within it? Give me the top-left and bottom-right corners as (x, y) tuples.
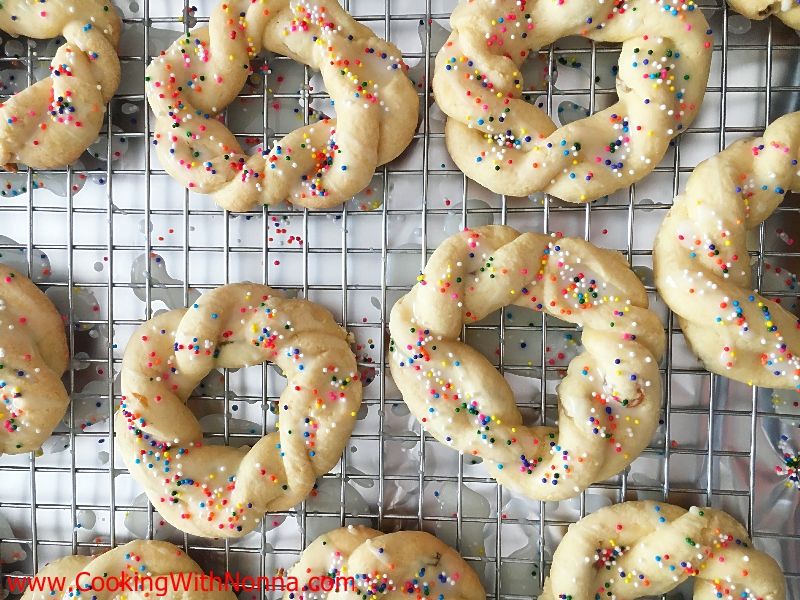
(0, 1), (798, 598)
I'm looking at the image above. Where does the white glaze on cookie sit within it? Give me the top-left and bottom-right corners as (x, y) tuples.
(286, 526), (486, 600)
(654, 112), (800, 390)
(116, 283), (362, 538)
(433, 0), (712, 201)
(540, 501), (785, 600)
(22, 540), (236, 600)
(146, 0), (418, 211)
(389, 226), (665, 501)
(0, 0), (121, 170)
(0, 265), (68, 455)
(728, 0), (800, 28)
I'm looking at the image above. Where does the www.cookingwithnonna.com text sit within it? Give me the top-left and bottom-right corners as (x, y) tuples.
(5, 571), (356, 595)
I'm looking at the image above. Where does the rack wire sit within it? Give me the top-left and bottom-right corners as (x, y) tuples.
(0, 0), (799, 597)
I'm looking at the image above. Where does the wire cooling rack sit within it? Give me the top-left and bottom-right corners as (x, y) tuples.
(0, 0), (799, 597)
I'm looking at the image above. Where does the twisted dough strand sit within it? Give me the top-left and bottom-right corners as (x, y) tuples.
(654, 112), (800, 389)
(389, 226), (665, 501)
(287, 526), (486, 600)
(541, 501), (785, 600)
(433, 0), (712, 201)
(116, 283), (362, 538)
(728, 0), (800, 28)
(146, 0), (418, 211)
(0, 0), (121, 170)
(0, 265), (68, 455)
(21, 540), (236, 600)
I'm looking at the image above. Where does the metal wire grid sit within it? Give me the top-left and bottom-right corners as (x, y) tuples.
(0, 0), (797, 596)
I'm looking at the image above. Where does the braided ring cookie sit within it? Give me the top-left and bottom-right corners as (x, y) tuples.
(286, 526), (486, 600)
(20, 540), (236, 600)
(728, 0), (800, 28)
(432, 0), (713, 202)
(146, 0), (418, 211)
(0, 0), (121, 171)
(654, 112), (800, 390)
(541, 500), (786, 600)
(116, 283), (362, 538)
(389, 226), (665, 500)
(0, 265), (68, 456)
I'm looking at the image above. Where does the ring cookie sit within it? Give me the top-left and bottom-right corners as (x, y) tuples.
(433, 0), (712, 201)
(0, 265), (68, 456)
(541, 500), (785, 600)
(146, 0), (418, 211)
(286, 526), (486, 600)
(389, 226), (665, 501)
(654, 112), (800, 389)
(21, 540), (236, 600)
(116, 283), (362, 538)
(728, 0), (800, 28)
(0, 0), (121, 170)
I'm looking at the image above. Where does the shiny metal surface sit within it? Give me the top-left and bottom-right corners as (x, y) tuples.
(0, 0), (798, 597)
